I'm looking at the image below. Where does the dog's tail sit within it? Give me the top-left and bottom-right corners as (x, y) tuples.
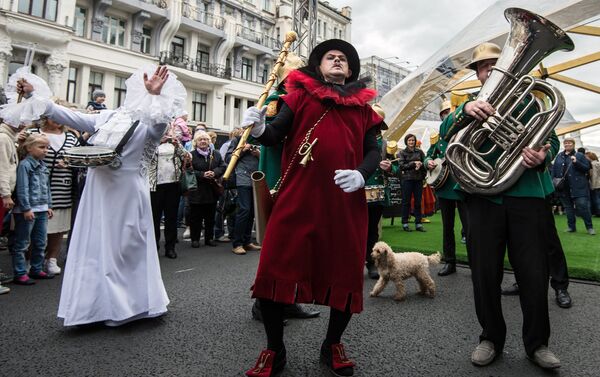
(427, 252), (441, 265)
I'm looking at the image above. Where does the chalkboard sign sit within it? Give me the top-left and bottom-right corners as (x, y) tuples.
(383, 176), (402, 219)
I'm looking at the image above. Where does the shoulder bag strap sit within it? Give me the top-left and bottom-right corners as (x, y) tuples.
(114, 120), (140, 156)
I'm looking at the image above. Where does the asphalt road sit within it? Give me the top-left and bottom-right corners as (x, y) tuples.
(1, 234), (598, 377)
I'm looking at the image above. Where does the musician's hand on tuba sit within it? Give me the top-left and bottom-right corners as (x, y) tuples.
(242, 106), (268, 138)
(521, 144), (550, 168)
(464, 100), (495, 121)
(427, 160), (437, 170)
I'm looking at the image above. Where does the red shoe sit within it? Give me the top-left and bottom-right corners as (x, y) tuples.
(320, 343), (355, 376)
(29, 271), (55, 279)
(245, 348), (286, 377)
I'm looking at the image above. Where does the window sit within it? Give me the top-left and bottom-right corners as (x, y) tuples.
(275, 27), (280, 41)
(323, 22), (327, 39)
(18, 0), (57, 21)
(248, 100), (255, 108)
(171, 36), (185, 60)
(114, 76), (127, 108)
(141, 27), (152, 54)
(263, 0), (271, 11)
(192, 92), (207, 122)
(241, 57), (253, 80)
(196, 44), (210, 71)
(339, 29), (343, 39)
(334, 27), (337, 39)
(318, 20), (321, 37)
(74, 7), (86, 37)
(102, 16), (125, 47)
(88, 71), (103, 101)
(262, 63), (268, 84)
(66, 67), (77, 103)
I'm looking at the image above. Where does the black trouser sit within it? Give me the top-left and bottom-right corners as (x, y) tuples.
(189, 202), (217, 243)
(438, 198), (468, 264)
(465, 195), (550, 357)
(150, 182), (181, 251)
(401, 179), (423, 225)
(544, 198), (569, 291)
(366, 203), (384, 267)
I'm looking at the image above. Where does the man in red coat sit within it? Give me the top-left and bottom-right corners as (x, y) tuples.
(242, 39), (383, 377)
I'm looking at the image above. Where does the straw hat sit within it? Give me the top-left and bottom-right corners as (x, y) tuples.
(467, 42), (501, 70)
(386, 140), (398, 155)
(371, 103), (388, 130)
(277, 53), (304, 82)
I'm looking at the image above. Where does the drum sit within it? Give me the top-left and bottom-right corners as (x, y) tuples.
(426, 158), (450, 189)
(365, 185), (386, 203)
(63, 146), (118, 168)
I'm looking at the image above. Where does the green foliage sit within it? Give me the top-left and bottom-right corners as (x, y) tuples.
(380, 213), (600, 281)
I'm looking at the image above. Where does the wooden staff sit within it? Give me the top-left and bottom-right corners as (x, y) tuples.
(223, 31), (297, 180)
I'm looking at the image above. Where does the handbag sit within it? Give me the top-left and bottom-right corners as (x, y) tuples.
(553, 157), (572, 191)
(180, 168), (197, 192)
(210, 178), (225, 196)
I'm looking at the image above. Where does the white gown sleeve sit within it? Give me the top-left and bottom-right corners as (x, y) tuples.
(44, 102), (115, 134)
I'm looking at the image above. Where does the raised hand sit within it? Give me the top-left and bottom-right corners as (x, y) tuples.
(144, 66), (169, 95)
(17, 79), (34, 97)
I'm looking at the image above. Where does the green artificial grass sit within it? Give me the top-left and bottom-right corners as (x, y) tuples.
(380, 213), (600, 282)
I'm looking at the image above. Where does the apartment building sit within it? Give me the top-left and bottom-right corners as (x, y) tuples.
(0, 0), (351, 131)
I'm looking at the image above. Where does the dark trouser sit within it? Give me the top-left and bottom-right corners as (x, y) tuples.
(366, 203), (384, 267)
(189, 202), (217, 243)
(544, 198), (569, 291)
(233, 186), (254, 247)
(438, 198), (468, 264)
(559, 193), (593, 230)
(591, 189), (600, 216)
(401, 179), (423, 225)
(259, 298), (352, 352)
(150, 182), (181, 251)
(465, 195), (550, 357)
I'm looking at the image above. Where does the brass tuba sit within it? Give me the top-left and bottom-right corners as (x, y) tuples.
(445, 8), (574, 195)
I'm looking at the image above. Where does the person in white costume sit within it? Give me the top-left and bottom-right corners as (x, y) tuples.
(8, 66), (184, 326)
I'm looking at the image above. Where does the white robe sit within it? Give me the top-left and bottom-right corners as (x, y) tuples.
(47, 104), (170, 326)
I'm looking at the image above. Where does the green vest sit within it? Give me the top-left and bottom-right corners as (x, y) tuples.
(258, 88), (286, 189)
(439, 94), (559, 203)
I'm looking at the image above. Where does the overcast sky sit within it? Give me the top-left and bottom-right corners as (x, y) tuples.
(326, 0), (600, 146)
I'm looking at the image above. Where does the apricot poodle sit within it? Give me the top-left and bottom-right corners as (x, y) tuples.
(369, 241), (441, 301)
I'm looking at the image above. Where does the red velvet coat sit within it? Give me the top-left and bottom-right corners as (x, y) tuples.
(251, 71), (381, 313)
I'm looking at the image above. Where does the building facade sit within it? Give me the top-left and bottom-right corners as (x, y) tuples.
(361, 55), (442, 122)
(0, 0), (351, 131)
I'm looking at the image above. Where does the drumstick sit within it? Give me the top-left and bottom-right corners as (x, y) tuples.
(386, 157), (401, 163)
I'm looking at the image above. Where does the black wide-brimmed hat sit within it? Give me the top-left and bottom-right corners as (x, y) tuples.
(307, 39), (360, 83)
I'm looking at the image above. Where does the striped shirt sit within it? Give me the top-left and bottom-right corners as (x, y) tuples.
(28, 128), (80, 209)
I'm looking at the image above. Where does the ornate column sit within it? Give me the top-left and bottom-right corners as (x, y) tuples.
(91, 0), (113, 42)
(0, 31), (12, 88)
(232, 46), (249, 79)
(46, 52), (69, 98)
(131, 11), (150, 53)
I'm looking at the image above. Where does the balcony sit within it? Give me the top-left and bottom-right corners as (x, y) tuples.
(236, 25), (281, 50)
(182, 5), (225, 30)
(159, 51), (231, 79)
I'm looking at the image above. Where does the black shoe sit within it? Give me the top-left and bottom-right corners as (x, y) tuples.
(251, 300), (289, 326)
(191, 241), (200, 248)
(283, 304), (320, 319)
(402, 225), (412, 232)
(165, 249), (177, 259)
(251, 300), (263, 322)
(205, 240), (217, 247)
(555, 289), (572, 308)
(438, 263), (456, 276)
(501, 283), (519, 296)
(367, 264), (379, 280)
(415, 225), (426, 232)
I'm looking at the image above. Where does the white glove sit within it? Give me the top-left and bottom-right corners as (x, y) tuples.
(334, 169), (365, 193)
(242, 106), (267, 138)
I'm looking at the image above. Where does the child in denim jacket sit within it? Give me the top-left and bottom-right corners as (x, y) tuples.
(12, 134), (54, 285)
